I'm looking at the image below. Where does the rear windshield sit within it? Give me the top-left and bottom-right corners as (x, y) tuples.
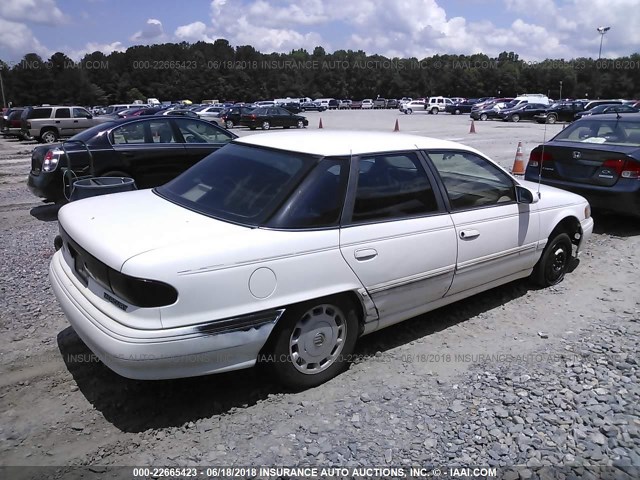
(553, 119), (640, 147)
(156, 143), (317, 226)
(69, 121), (116, 143)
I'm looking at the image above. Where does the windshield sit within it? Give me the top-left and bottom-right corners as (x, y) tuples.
(552, 119), (640, 147)
(156, 143), (318, 225)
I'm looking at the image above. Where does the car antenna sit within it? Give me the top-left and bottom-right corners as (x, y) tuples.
(536, 119), (549, 199)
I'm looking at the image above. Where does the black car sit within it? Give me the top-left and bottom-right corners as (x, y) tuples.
(498, 103), (548, 122)
(240, 106), (308, 130)
(386, 99), (399, 109)
(445, 100), (477, 115)
(300, 102), (326, 112)
(524, 113), (640, 217)
(534, 102), (587, 124)
(27, 116), (236, 202)
(574, 103), (639, 120)
(219, 106), (255, 128)
(470, 103), (502, 121)
(279, 102), (303, 114)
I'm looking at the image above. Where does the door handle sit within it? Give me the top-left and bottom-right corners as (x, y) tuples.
(459, 229), (480, 240)
(73, 120), (79, 123)
(354, 248), (378, 261)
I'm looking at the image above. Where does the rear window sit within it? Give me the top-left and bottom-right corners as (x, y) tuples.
(156, 144), (317, 226)
(553, 119), (640, 146)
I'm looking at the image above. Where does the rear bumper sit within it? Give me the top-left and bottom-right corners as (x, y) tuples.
(525, 175), (640, 217)
(49, 251), (282, 380)
(27, 171), (63, 201)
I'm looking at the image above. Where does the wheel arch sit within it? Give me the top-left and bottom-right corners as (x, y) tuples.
(546, 215), (583, 254)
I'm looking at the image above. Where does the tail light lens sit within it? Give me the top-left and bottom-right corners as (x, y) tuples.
(528, 150), (552, 168)
(109, 270), (178, 308)
(42, 149), (62, 172)
(602, 159), (640, 179)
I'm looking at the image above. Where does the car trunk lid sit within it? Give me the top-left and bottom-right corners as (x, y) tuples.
(530, 143), (639, 187)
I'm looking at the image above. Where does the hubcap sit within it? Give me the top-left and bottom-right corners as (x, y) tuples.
(289, 304), (347, 374)
(548, 246), (567, 281)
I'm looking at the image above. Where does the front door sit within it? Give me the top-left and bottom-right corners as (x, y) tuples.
(339, 152), (457, 321)
(426, 150), (539, 296)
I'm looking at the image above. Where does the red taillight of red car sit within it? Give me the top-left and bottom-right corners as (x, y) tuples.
(528, 150), (553, 168)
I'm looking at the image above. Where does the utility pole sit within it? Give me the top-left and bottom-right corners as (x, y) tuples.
(0, 72), (6, 109)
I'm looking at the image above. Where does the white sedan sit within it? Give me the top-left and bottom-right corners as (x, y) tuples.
(49, 131), (593, 389)
(401, 100), (427, 114)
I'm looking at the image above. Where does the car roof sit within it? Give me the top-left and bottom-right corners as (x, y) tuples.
(234, 131), (481, 156)
(575, 112), (640, 121)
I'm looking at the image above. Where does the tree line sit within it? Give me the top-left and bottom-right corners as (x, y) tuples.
(1, 39), (639, 107)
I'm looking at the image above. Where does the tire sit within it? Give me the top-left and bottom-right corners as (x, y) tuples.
(454, 109), (461, 115)
(480, 113), (488, 121)
(546, 114), (557, 124)
(225, 120), (234, 129)
(511, 114), (520, 123)
(406, 108), (412, 114)
(262, 121), (270, 130)
(531, 233), (572, 287)
(296, 120), (304, 129)
(431, 107), (439, 114)
(269, 296), (359, 390)
(40, 129), (58, 144)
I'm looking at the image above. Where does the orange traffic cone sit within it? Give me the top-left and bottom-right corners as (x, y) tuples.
(393, 119), (399, 132)
(318, 118), (323, 129)
(469, 120), (476, 134)
(511, 141), (526, 176)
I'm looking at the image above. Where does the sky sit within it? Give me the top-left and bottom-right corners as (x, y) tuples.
(0, 0), (638, 63)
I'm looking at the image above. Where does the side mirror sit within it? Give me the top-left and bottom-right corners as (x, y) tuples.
(515, 185), (539, 204)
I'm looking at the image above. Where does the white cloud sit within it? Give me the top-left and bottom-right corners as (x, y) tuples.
(66, 41), (126, 61)
(0, 18), (51, 60)
(130, 18), (166, 42)
(0, 0), (67, 26)
(175, 22), (215, 43)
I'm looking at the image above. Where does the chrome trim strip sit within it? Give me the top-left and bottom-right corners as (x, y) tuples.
(456, 242), (537, 272)
(367, 265), (456, 294)
(193, 309), (285, 336)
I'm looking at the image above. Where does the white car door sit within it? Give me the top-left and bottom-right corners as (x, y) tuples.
(427, 150), (539, 296)
(339, 152), (457, 321)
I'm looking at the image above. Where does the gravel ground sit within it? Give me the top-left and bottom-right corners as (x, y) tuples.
(0, 114), (638, 480)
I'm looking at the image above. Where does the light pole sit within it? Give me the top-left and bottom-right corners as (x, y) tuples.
(0, 72), (6, 109)
(559, 81), (563, 101)
(597, 26), (610, 59)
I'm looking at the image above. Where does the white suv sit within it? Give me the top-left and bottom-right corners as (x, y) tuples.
(426, 97), (454, 114)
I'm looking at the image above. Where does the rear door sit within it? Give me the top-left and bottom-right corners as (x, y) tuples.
(339, 152), (457, 321)
(53, 108), (73, 137)
(109, 119), (186, 187)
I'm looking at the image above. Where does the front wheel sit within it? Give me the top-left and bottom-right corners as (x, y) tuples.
(225, 120), (234, 129)
(454, 109), (461, 115)
(480, 113), (488, 121)
(531, 233), (572, 287)
(546, 114), (557, 124)
(262, 121), (270, 130)
(41, 129), (58, 144)
(296, 120), (304, 129)
(269, 296), (359, 390)
(511, 114), (520, 123)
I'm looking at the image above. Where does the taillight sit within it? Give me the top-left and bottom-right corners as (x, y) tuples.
(528, 150), (552, 168)
(42, 149), (62, 172)
(619, 160), (640, 179)
(109, 270), (178, 308)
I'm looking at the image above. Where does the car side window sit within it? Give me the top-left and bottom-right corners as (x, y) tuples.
(174, 119), (234, 144)
(111, 122), (146, 145)
(351, 152), (439, 223)
(55, 108), (70, 118)
(270, 158), (348, 229)
(148, 120), (177, 143)
(428, 151), (515, 210)
(73, 108), (91, 118)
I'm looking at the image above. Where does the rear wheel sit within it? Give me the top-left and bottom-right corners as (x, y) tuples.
(532, 233), (572, 287)
(431, 107), (439, 114)
(225, 120), (234, 129)
(480, 113), (488, 121)
(546, 114), (557, 124)
(262, 121), (270, 130)
(297, 120), (304, 129)
(40, 129), (58, 144)
(269, 296), (359, 390)
(454, 108), (461, 115)
(406, 108), (413, 114)
(511, 114), (520, 123)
